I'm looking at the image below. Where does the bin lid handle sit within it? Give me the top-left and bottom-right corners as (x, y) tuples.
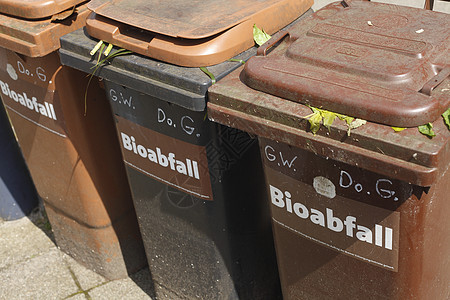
(257, 30), (291, 56)
(420, 67), (450, 96)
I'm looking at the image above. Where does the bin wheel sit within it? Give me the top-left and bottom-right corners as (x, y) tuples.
(166, 186), (201, 209)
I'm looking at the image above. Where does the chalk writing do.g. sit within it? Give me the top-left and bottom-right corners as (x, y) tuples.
(157, 107), (200, 137)
(7, 62), (48, 83)
(339, 170), (399, 201)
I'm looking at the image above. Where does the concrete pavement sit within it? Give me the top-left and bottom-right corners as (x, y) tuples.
(0, 203), (178, 300)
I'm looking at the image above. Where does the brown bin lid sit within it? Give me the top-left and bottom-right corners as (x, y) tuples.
(241, 1), (450, 127)
(0, 0), (87, 19)
(208, 65), (450, 187)
(85, 0), (313, 67)
(0, 2), (90, 57)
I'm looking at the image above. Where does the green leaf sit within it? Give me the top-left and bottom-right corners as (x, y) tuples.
(336, 113), (354, 125)
(308, 106), (320, 115)
(442, 108), (450, 130)
(304, 106), (322, 135)
(253, 24), (271, 46)
(392, 127), (406, 132)
(304, 106), (367, 135)
(347, 119), (367, 136)
(227, 58), (246, 64)
(321, 110), (337, 131)
(199, 67), (216, 84)
(418, 123), (436, 138)
(95, 43), (105, 67)
(308, 112), (322, 135)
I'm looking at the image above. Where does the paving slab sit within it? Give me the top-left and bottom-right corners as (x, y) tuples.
(65, 293), (88, 300)
(63, 253), (108, 292)
(0, 248), (79, 299)
(0, 205), (178, 300)
(0, 212), (55, 270)
(88, 269), (154, 300)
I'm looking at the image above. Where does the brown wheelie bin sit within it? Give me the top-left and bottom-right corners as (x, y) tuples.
(208, 1), (450, 299)
(0, 0), (146, 279)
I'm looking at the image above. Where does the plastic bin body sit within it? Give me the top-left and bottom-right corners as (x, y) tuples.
(207, 3), (449, 298)
(259, 138), (449, 299)
(0, 100), (38, 220)
(56, 18), (331, 296)
(0, 1), (146, 279)
(208, 65), (450, 299)
(109, 81), (277, 298)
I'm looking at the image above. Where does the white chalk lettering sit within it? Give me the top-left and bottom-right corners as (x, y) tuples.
(340, 170), (399, 201)
(264, 145), (298, 170)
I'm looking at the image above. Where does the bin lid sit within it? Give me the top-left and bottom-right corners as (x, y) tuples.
(240, 1), (450, 127)
(0, 0), (86, 19)
(59, 11), (312, 111)
(85, 0), (313, 67)
(208, 64), (450, 188)
(0, 3), (90, 57)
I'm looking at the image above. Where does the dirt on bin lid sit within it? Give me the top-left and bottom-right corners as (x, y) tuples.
(84, 0), (313, 67)
(0, 0), (87, 19)
(240, 1), (450, 128)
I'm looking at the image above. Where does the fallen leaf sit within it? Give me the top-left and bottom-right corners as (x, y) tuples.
(336, 113), (354, 126)
(442, 108), (450, 130)
(392, 127), (406, 132)
(308, 112), (322, 135)
(322, 110), (337, 130)
(347, 119), (366, 136)
(253, 24), (271, 46)
(418, 123), (436, 138)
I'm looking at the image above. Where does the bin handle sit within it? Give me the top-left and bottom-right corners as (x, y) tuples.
(257, 30), (290, 56)
(420, 67), (450, 96)
(111, 28), (151, 55)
